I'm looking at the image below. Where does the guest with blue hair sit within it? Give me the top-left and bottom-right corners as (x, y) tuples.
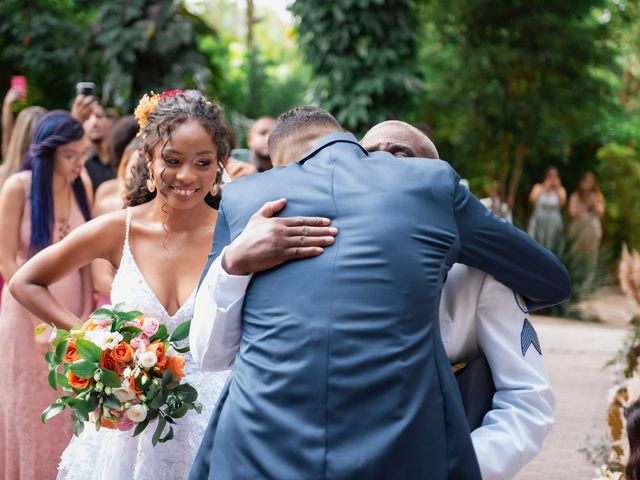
(0, 110), (93, 480)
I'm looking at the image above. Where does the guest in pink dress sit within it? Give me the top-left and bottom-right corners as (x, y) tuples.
(0, 104), (48, 307)
(0, 111), (93, 480)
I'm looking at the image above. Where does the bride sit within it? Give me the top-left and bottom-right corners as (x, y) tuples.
(10, 90), (232, 479)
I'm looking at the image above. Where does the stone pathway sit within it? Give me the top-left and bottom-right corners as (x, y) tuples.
(515, 315), (628, 480)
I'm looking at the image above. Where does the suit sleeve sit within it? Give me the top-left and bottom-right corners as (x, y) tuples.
(471, 275), (555, 480)
(450, 166), (571, 310)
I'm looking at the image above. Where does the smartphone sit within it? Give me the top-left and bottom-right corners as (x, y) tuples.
(76, 82), (96, 96)
(11, 76), (27, 100)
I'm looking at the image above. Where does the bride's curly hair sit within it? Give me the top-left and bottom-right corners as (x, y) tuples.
(125, 90), (230, 207)
(626, 399), (640, 480)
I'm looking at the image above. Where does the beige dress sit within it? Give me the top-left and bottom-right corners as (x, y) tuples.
(0, 171), (92, 480)
(568, 192), (603, 265)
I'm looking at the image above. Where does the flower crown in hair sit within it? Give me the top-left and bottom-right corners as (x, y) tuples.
(133, 89), (184, 136)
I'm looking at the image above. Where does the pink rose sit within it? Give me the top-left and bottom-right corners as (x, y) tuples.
(130, 337), (148, 350)
(116, 416), (136, 432)
(124, 320), (142, 329)
(142, 318), (160, 337)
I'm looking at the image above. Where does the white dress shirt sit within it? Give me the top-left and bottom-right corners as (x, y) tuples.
(191, 251), (555, 480)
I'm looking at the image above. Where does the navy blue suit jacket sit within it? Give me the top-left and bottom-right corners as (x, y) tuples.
(191, 132), (570, 480)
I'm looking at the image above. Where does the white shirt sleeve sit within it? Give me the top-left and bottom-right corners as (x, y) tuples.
(190, 246), (252, 372)
(471, 275), (555, 480)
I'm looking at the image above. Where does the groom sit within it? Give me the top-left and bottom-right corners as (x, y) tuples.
(190, 106), (570, 479)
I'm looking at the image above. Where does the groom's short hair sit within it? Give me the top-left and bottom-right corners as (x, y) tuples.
(268, 106), (341, 156)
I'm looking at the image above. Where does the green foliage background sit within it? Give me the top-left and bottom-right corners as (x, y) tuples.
(1, 0), (639, 261)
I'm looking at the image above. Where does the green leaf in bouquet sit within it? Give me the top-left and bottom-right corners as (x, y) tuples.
(75, 338), (102, 363)
(48, 369), (58, 390)
(149, 324), (168, 343)
(146, 409), (159, 421)
(119, 326), (143, 335)
(174, 384), (198, 403)
(170, 403), (190, 418)
(90, 308), (115, 320)
(169, 344), (190, 354)
(71, 411), (85, 437)
(158, 425), (174, 444)
(87, 391), (99, 411)
(45, 350), (56, 367)
(56, 328), (70, 339)
(56, 373), (71, 390)
(55, 339), (70, 363)
(169, 320), (191, 343)
(193, 401), (203, 414)
(132, 418), (149, 437)
(161, 370), (173, 387)
(74, 399), (96, 421)
(41, 402), (65, 423)
(116, 311), (144, 321)
(152, 416), (167, 446)
(103, 394), (122, 410)
(70, 360), (98, 379)
(150, 389), (168, 409)
(100, 368), (122, 388)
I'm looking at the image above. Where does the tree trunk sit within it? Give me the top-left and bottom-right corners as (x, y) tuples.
(507, 140), (528, 209)
(246, 0), (254, 52)
(497, 131), (512, 201)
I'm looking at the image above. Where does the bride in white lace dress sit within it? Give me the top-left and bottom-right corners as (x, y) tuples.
(10, 91), (232, 479)
(56, 207), (230, 479)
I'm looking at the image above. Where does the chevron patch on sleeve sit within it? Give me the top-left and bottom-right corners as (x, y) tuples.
(521, 318), (542, 356)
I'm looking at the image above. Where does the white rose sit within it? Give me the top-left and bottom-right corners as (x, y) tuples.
(125, 404), (147, 423)
(138, 351), (157, 369)
(112, 387), (135, 403)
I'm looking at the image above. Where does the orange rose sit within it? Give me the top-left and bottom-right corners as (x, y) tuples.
(113, 342), (133, 363)
(63, 339), (80, 364)
(128, 374), (143, 395)
(146, 340), (164, 357)
(100, 418), (117, 429)
(99, 349), (123, 374)
(67, 370), (93, 390)
(166, 355), (186, 379)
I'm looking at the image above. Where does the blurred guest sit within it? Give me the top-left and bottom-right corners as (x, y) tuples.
(0, 111), (93, 480)
(527, 166), (566, 255)
(247, 116), (275, 171)
(568, 171), (605, 274)
(226, 156), (257, 179)
(92, 137), (142, 298)
(0, 105), (46, 305)
(0, 106), (47, 194)
(105, 114), (138, 173)
(224, 122), (257, 179)
(83, 101), (115, 191)
(2, 85), (27, 158)
(94, 137), (141, 216)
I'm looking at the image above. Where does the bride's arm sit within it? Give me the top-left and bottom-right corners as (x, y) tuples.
(9, 211), (125, 330)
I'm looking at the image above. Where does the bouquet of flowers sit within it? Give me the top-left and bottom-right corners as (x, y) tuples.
(38, 305), (200, 446)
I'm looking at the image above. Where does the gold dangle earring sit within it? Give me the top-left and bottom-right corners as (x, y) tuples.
(146, 163), (156, 193)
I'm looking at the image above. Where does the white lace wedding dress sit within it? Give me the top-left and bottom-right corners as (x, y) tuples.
(58, 208), (230, 480)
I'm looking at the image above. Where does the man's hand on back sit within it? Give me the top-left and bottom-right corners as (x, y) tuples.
(223, 198), (337, 275)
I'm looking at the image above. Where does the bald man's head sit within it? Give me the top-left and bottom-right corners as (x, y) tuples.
(361, 120), (439, 159)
